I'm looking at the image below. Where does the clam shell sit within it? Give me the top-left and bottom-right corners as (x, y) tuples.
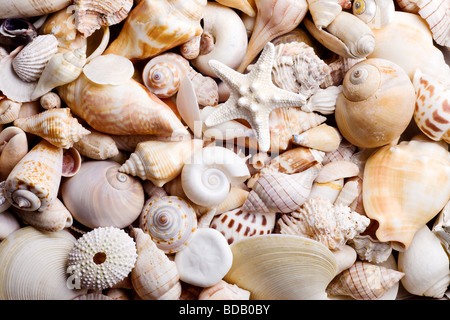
(224, 234), (337, 299)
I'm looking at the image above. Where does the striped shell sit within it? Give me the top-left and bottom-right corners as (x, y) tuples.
(13, 108), (91, 149)
(210, 207), (276, 244)
(326, 261), (404, 300)
(67, 227), (138, 291)
(413, 69), (450, 143)
(139, 195), (197, 254)
(12, 34), (58, 82)
(417, 0), (449, 48)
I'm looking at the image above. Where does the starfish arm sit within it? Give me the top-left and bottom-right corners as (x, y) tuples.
(248, 111), (272, 152)
(249, 42), (276, 82)
(268, 85), (308, 110)
(209, 59), (246, 92)
(204, 101), (247, 127)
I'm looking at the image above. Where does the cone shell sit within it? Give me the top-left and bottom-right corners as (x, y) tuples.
(0, 226), (86, 300)
(5, 139), (62, 212)
(139, 195), (197, 254)
(362, 136), (450, 251)
(224, 234), (337, 299)
(61, 160), (145, 229)
(326, 261), (404, 300)
(130, 227), (182, 300)
(119, 139), (204, 187)
(13, 108), (91, 149)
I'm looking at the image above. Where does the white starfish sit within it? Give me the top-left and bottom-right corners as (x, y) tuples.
(204, 42), (308, 152)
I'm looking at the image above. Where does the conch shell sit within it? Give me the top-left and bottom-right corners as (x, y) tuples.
(362, 136), (450, 251)
(104, 0), (206, 61)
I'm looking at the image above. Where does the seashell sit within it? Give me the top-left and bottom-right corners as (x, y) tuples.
(326, 261), (404, 300)
(74, 293), (114, 300)
(215, 0), (256, 16)
(332, 245), (357, 275)
(249, 152), (272, 171)
(277, 197), (370, 250)
(139, 195), (197, 254)
(352, 0), (395, 29)
(224, 234), (338, 299)
(0, 226), (86, 300)
(31, 46), (87, 101)
(210, 207), (276, 244)
(130, 227), (182, 300)
(320, 56), (364, 89)
(5, 139), (62, 212)
(0, 0), (72, 19)
(181, 146), (251, 208)
(175, 227), (233, 287)
(0, 18), (37, 46)
(83, 54), (134, 86)
(398, 225), (450, 298)
(395, 0), (420, 12)
(180, 35), (201, 60)
(304, 11), (376, 59)
(237, 0), (308, 73)
(292, 124), (342, 153)
(301, 85), (342, 115)
(315, 160), (360, 183)
(417, 0), (450, 48)
(432, 200), (450, 254)
(334, 58), (416, 148)
(13, 108), (91, 149)
(74, 0), (133, 37)
(61, 160), (145, 229)
(368, 11), (450, 85)
(362, 136), (450, 251)
(322, 138), (356, 165)
(270, 42), (331, 99)
(307, 0), (343, 29)
(242, 166), (319, 213)
(40, 92), (61, 110)
(67, 227), (137, 291)
(347, 235), (393, 264)
(191, 2), (248, 78)
(104, 0), (206, 61)
(0, 210), (20, 240)
(334, 178), (360, 207)
(308, 178), (344, 204)
(119, 139), (204, 187)
(0, 126), (28, 181)
(58, 73), (190, 138)
(196, 186), (250, 218)
(198, 280), (251, 300)
(62, 147), (82, 178)
(412, 69), (450, 143)
(0, 99), (22, 125)
(73, 128), (119, 160)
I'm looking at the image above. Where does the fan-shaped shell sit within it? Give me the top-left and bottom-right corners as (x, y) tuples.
(139, 195), (197, 254)
(73, 128), (119, 160)
(224, 234), (337, 299)
(61, 160), (145, 229)
(417, 0), (450, 48)
(0, 226), (86, 300)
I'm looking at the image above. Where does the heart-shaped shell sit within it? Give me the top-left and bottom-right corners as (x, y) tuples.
(61, 160), (145, 229)
(335, 58), (415, 148)
(224, 234), (337, 299)
(0, 226), (86, 300)
(139, 195), (197, 254)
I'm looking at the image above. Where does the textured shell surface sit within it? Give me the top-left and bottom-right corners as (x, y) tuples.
(0, 0), (73, 19)
(0, 125), (28, 181)
(198, 280), (251, 300)
(73, 128), (119, 160)
(224, 234), (337, 300)
(12, 34), (58, 82)
(139, 195), (197, 254)
(413, 69), (450, 142)
(432, 200), (450, 255)
(347, 235), (393, 264)
(67, 226), (138, 291)
(210, 207), (276, 244)
(0, 226), (86, 300)
(417, 0), (450, 48)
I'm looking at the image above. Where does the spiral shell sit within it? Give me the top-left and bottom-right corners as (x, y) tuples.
(61, 160), (145, 229)
(181, 146), (251, 207)
(352, 0), (395, 28)
(140, 195), (197, 254)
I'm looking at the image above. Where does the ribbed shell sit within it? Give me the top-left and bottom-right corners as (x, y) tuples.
(139, 195), (197, 254)
(67, 227), (138, 291)
(13, 108), (90, 149)
(418, 0), (449, 48)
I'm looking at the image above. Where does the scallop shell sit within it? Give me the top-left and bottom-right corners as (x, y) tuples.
(130, 227), (182, 300)
(362, 136), (450, 251)
(326, 261), (404, 300)
(277, 197), (370, 250)
(417, 0), (450, 48)
(412, 69), (450, 143)
(224, 234), (337, 299)
(0, 226), (86, 300)
(139, 195), (197, 254)
(12, 34), (58, 83)
(67, 226), (138, 291)
(61, 160), (145, 229)
(74, 0), (133, 37)
(352, 0), (395, 29)
(13, 108), (91, 149)
(119, 139), (204, 187)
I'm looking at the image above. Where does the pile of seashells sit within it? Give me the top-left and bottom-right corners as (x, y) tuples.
(0, 0), (449, 301)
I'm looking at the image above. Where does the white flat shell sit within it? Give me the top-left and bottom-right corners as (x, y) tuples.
(176, 75), (202, 138)
(174, 227), (233, 287)
(83, 53), (134, 85)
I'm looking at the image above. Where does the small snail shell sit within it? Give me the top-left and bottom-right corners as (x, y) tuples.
(352, 0), (395, 29)
(335, 58), (415, 148)
(181, 146), (251, 208)
(140, 195), (197, 254)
